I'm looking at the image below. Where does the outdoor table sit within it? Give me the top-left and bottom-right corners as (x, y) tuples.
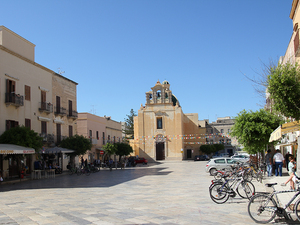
(32, 170), (42, 179)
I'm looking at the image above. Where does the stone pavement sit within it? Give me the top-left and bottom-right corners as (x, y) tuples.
(0, 161), (294, 225)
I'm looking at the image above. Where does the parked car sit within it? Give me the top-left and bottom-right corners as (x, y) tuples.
(231, 154), (250, 163)
(135, 157), (148, 165)
(205, 157), (241, 176)
(194, 155), (209, 161)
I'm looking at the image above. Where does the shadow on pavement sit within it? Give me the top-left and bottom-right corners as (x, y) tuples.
(0, 167), (171, 192)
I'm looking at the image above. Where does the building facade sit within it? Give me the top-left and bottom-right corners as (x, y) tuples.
(131, 80), (206, 161)
(77, 113), (122, 163)
(0, 26), (78, 176)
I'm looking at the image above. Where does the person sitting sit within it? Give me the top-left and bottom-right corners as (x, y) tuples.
(281, 156), (297, 190)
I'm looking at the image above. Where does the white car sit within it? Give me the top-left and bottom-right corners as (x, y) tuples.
(231, 154), (250, 163)
(205, 157), (242, 176)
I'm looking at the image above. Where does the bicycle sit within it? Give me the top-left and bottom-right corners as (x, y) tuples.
(248, 182), (300, 223)
(68, 167), (80, 175)
(209, 171), (255, 204)
(77, 167), (91, 176)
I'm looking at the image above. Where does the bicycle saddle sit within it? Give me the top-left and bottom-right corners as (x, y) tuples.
(265, 183), (277, 187)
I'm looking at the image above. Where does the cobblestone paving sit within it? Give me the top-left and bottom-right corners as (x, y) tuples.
(0, 161), (288, 225)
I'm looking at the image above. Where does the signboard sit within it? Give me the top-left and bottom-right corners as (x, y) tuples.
(100, 150), (104, 155)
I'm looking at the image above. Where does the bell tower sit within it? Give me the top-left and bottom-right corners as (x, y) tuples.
(146, 80), (173, 105)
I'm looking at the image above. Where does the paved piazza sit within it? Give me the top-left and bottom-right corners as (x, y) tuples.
(0, 161), (269, 225)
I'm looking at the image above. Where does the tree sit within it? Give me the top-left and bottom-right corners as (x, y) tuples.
(114, 142), (133, 160)
(123, 109), (136, 140)
(0, 126), (43, 151)
(267, 63), (300, 120)
(0, 126), (43, 161)
(59, 134), (92, 166)
(103, 143), (117, 159)
(230, 109), (283, 154)
(200, 144), (224, 155)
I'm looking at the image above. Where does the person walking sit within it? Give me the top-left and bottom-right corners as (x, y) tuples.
(273, 149), (285, 176)
(265, 149), (273, 177)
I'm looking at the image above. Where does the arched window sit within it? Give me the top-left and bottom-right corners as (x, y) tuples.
(157, 90), (161, 99)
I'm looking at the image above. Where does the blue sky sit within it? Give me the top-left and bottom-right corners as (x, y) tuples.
(0, 0), (293, 122)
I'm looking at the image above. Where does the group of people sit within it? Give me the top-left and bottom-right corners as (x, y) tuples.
(265, 149), (296, 177)
(265, 149), (298, 190)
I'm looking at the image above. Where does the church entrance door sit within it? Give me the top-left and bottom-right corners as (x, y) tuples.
(156, 142), (165, 160)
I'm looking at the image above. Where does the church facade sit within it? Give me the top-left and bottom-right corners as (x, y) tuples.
(131, 80), (206, 161)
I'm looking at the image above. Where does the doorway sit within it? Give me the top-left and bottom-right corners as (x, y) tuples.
(187, 149), (192, 159)
(156, 142), (165, 160)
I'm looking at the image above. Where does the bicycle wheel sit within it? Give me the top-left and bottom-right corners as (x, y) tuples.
(257, 172), (263, 183)
(69, 169), (73, 175)
(214, 172), (223, 180)
(209, 183), (229, 204)
(237, 181), (255, 199)
(248, 194), (276, 224)
(294, 198), (300, 221)
(85, 169), (91, 176)
(76, 169), (82, 176)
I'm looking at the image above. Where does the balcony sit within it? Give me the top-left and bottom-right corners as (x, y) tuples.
(55, 135), (68, 145)
(54, 106), (67, 116)
(5, 93), (24, 107)
(39, 102), (53, 114)
(67, 110), (78, 119)
(40, 133), (55, 144)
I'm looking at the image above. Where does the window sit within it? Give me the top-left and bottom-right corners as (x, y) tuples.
(6, 120), (18, 131)
(102, 132), (105, 144)
(220, 129), (224, 133)
(69, 100), (73, 116)
(56, 96), (61, 113)
(69, 125), (73, 137)
(41, 121), (47, 134)
(89, 130), (92, 138)
(214, 159), (225, 164)
(157, 117), (163, 129)
(25, 119), (31, 129)
(157, 90), (161, 99)
(41, 91), (46, 110)
(25, 85), (31, 101)
(96, 131), (99, 140)
(108, 135), (110, 143)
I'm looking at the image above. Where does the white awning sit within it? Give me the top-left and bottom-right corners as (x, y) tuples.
(269, 126), (282, 142)
(42, 147), (75, 154)
(0, 144), (35, 154)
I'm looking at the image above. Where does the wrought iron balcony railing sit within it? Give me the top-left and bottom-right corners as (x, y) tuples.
(39, 102), (53, 113)
(67, 110), (78, 119)
(54, 106), (67, 116)
(5, 93), (24, 107)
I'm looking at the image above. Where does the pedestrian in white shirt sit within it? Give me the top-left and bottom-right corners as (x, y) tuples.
(273, 150), (285, 176)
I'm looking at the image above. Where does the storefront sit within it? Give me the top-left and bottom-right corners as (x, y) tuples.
(41, 147), (75, 171)
(0, 144), (35, 179)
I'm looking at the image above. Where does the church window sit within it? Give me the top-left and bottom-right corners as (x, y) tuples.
(149, 94), (152, 100)
(157, 117), (163, 129)
(165, 93), (168, 99)
(157, 90), (161, 99)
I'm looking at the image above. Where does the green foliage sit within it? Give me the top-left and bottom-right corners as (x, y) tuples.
(103, 143), (117, 157)
(230, 109), (283, 154)
(114, 142), (133, 157)
(0, 126), (43, 151)
(267, 63), (300, 120)
(200, 144), (224, 155)
(123, 109), (136, 139)
(59, 134), (92, 156)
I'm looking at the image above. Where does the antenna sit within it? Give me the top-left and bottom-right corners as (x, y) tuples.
(57, 68), (65, 75)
